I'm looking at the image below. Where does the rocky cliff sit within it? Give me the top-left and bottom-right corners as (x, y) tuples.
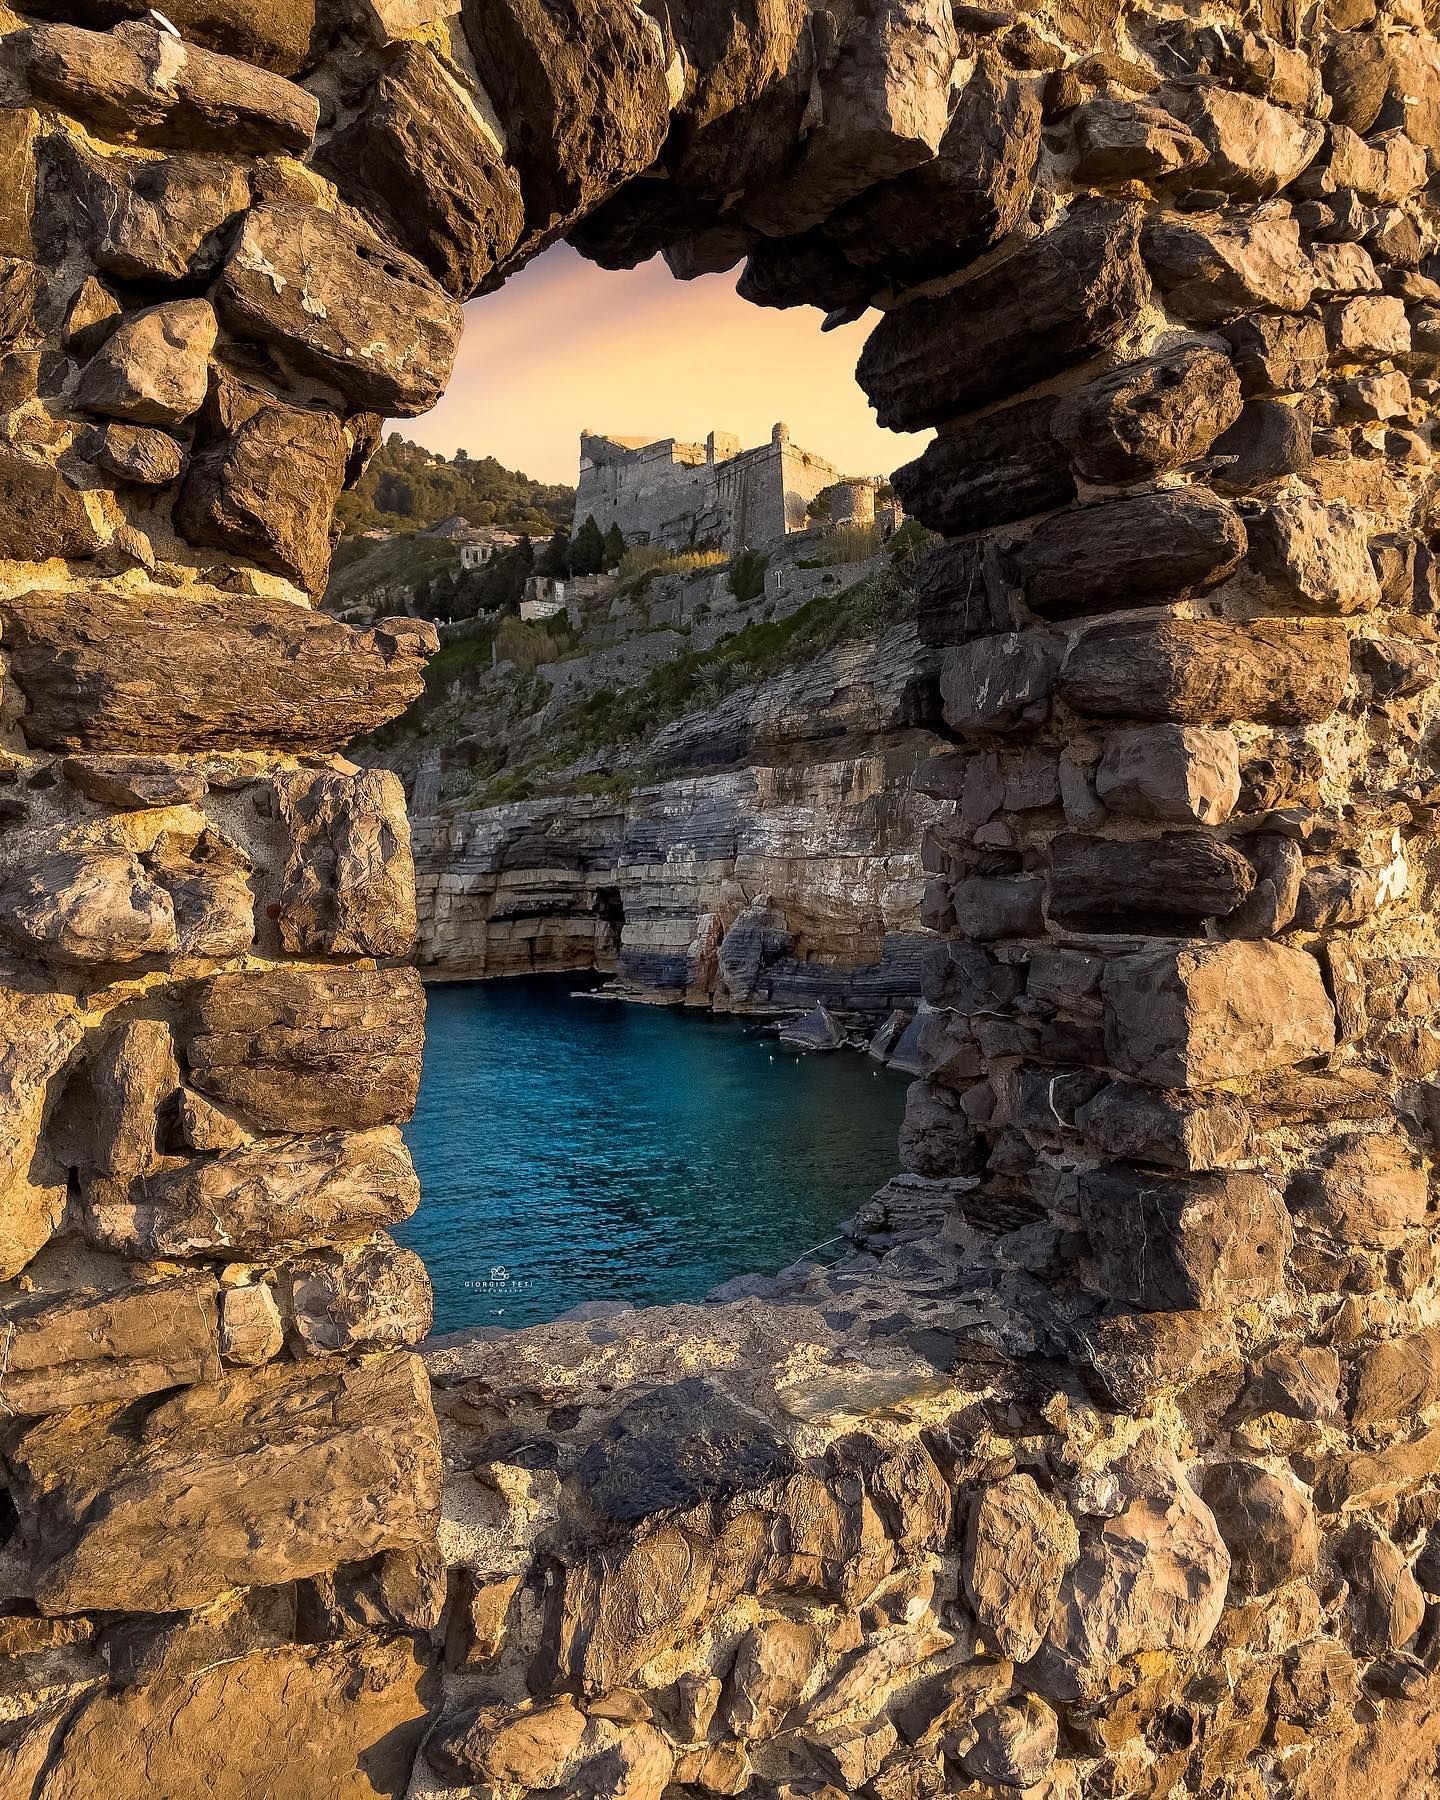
(397, 549), (951, 1017)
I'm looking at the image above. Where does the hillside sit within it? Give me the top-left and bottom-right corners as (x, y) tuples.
(337, 435), (574, 536)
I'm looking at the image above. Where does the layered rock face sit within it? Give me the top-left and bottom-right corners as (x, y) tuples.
(3, 0), (1440, 1793)
(409, 619), (946, 1013)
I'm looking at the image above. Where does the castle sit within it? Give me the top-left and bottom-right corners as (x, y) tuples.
(572, 421), (850, 553)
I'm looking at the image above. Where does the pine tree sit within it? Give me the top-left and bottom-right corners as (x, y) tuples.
(569, 514), (606, 577)
(538, 526), (571, 576)
(602, 522), (626, 568)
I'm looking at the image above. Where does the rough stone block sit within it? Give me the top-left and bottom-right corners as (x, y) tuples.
(941, 632), (1061, 733)
(1061, 618), (1350, 726)
(962, 1473), (1078, 1663)
(0, 447), (102, 562)
(5, 1351), (441, 1612)
(273, 766), (416, 958)
(74, 298), (216, 427)
(185, 966), (425, 1133)
(317, 43), (524, 296)
(175, 398), (349, 595)
(1072, 95), (1206, 181)
(25, 19), (319, 153)
(1220, 311), (1329, 394)
(1177, 85), (1324, 195)
(0, 849), (177, 967)
(1078, 1167), (1292, 1310)
(1287, 1134), (1428, 1250)
(1016, 489), (1247, 619)
(1101, 940), (1336, 1085)
(1095, 725), (1241, 824)
(1047, 831), (1255, 930)
(1052, 345), (1243, 485)
(857, 198), (1148, 430)
(1074, 1081), (1252, 1172)
(28, 1637), (432, 1800)
(84, 1127), (421, 1259)
(1349, 1327), (1440, 1425)
(286, 1238), (433, 1352)
(0, 1274), (220, 1417)
(214, 204), (463, 415)
(893, 394), (1073, 534)
(0, 589), (436, 752)
(1142, 212), (1314, 324)
(1198, 1461), (1319, 1598)
(1248, 487), (1381, 613)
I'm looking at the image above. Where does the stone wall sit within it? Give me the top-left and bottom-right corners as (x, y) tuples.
(3, 0), (1440, 1793)
(575, 424), (843, 552)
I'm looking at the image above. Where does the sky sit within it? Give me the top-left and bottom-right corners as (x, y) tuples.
(399, 243), (931, 487)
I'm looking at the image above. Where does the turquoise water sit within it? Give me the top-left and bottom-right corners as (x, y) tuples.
(398, 978), (909, 1333)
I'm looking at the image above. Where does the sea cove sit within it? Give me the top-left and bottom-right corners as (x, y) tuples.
(399, 978), (910, 1333)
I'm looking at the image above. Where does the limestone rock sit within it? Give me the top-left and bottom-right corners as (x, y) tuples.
(807, 1716), (898, 1789)
(0, 589), (435, 752)
(1072, 95), (1207, 180)
(1042, 1458), (1229, 1700)
(1288, 1134), (1428, 1251)
(724, 1618), (820, 1738)
(1078, 1166), (1292, 1310)
(574, 1719), (675, 1800)
(1046, 831), (1255, 929)
(1248, 488), (1381, 614)
(961, 1694), (1059, 1788)
(1350, 1327), (1440, 1425)
(0, 446), (101, 562)
(25, 19), (319, 153)
(63, 757), (202, 811)
(1221, 311), (1329, 395)
(317, 43), (523, 296)
(86, 1017), (178, 1181)
(273, 766), (416, 957)
(185, 966), (425, 1132)
(963, 1474), (1079, 1662)
(1016, 489), (1247, 619)
(1061, 618), (1350, 726)
(1101, 940), (1336, 1085)
(0, 984), (79, 1281)
(0, 1273), (219, 1417)
(1081, 1310), (1238, 1413)
(33, 1637), (432, 1800)
(214, 204), (463, 415)
(286, 1238), (433, 1353)
(5, 1350), (441, 1612)
(1074, 1081), (1252, 1172)
(218, 1281), (283, 1366)
(1051, 345), (1243, 485)
(1142, 212), (1314, 324)
(1199, 1461), (1319, 1598)
(858, 199), (1148, 430)
(893, 393), (1074, 535)
(900, 1079), (984, 1176)
(81, 422), (185, 487)
(460, 0), (672, 254)
(45, 137), (249, 283)
(1338, 1527), (1425, 1654)
(826, 52), (1041, 285)
(175, 399), (349, 595)
(1177, 85), (1324, 195)
(942, 632), (1062, 733)
(427, 1696), (587, 1787)
(741, 0), (959, 239)
(147, 826), (255, 960)
(1095, 726), (1240, 824)
(0, 849), (176, 966)
(74, 299), (215, 427)
(84, 1127), (421, 1259)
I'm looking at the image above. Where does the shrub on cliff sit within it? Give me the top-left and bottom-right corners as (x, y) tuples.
(728, 548), (768, 602)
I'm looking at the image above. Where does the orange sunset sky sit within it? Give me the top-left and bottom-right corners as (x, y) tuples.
(401, 243), (931, 488)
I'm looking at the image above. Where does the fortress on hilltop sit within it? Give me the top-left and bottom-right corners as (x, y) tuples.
(572, 421), (850, 552)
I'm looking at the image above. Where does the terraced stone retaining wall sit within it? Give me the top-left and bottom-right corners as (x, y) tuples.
(2, 0), (1440, 1793)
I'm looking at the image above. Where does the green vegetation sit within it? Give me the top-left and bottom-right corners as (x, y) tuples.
(326, 532), (466, 614)
(337, 436), (573, 536)
(569, 514), (608, 576)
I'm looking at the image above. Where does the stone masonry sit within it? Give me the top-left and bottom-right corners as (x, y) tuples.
(575, 422), (845, 552)
(1, 0), (1440, 1795)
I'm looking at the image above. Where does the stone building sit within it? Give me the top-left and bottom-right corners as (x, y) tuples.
(573, 420), (846, 552)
